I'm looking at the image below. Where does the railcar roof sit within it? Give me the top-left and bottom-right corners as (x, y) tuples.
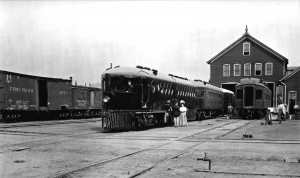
(221, 88), (234, 94)
(236, 78), (269, 88)
(0, 70), (71, 82)
(102, 66), (220, 91)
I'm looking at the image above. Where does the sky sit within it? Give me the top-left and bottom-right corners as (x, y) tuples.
(0, 0), (300, 86)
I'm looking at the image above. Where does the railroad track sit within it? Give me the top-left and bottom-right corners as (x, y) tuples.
(54, 119), (249, 178)
(0, 118), (101, 129)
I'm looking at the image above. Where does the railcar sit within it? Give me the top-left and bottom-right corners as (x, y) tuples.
(194, 80), (224, 119)
(235, 78), (272, 119)
(101, 66), (224, 130)
(70, 86), (102, 118)
(0, 70), (102, 122)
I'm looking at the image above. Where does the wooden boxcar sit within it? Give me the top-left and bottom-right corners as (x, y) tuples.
(235, 78), (271, 119)
(71, 85), (102, 118)
(0, 70), (102, 122)
(0, 70), (71, 122)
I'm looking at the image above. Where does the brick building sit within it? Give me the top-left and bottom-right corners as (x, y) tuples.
(206, 26), (289, 107)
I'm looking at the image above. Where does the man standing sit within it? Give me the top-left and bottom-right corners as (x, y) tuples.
(227, 103), (233, 119)
(172, 102), (180, 127)
(163, 100), (173, 124)
(277, 103), (287, 124)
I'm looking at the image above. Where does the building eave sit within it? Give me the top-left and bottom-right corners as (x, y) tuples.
(206, 32), (289, 65)
(281, 66), (300, 81)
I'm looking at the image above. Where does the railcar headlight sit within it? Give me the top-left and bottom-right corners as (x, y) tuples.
(103, 96), (110, 103)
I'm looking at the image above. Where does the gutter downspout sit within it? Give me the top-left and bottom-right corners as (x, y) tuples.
(280, 80), (287, 104)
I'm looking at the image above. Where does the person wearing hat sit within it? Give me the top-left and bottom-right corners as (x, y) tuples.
(179, 100), (188, 126)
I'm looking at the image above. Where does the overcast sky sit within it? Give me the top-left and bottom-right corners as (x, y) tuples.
(0, 0), (299, 86)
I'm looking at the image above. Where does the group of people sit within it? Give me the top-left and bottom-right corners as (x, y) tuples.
(265, 102), (289, 125)
(164, 100), (188, 127)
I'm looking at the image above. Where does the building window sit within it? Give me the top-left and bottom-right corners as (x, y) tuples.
(234, 64), (241, 76)
(244, 63), (251, 76)
(265, 63), (273, 75)
(255, 63), (262, 76)
(223, 64), (230, 76)
(243, 42), (250, 56)
(289, 91), (297, 103)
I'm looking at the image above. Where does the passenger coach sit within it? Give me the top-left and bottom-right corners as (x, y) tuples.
(101, 66), (225, 130)
(235, 78), (271, 119)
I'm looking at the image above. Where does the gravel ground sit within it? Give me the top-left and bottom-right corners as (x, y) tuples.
(0, 118), (299, 178)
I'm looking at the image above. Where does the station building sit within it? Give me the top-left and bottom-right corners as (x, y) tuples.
(206, 26), (299, 108)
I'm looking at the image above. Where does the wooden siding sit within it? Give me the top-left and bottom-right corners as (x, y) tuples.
(284, 71), (300, 105)
(210, 38), (286, 88)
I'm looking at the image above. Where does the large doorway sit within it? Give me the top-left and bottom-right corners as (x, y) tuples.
(266, 82), (275, 106)
(38, 80), (48, 107)
(221, 83), (238, 93)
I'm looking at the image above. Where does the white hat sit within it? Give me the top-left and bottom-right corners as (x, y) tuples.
(180, 100), (185, 104)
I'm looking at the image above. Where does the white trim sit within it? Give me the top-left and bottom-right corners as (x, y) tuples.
(233, 64), (241, 76)
(243, 42), (250, 56)
(254, 63), (262, 76)
(266, 82), (275, 107)
(223, 64), (230, 76)
(265, 62), (273, 76)
(244, 63), (251, 76)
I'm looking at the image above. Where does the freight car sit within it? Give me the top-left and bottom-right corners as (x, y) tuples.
(235, 78), (272, 119)
(0, 70), (101, 122)
(71, 85), (102, 118)
(101, 66), (226, 130)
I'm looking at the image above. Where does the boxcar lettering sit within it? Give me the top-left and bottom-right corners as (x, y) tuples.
(21, 88), (34, 93)
(59, 91), (68, 95)
(10, 86), (21, 92)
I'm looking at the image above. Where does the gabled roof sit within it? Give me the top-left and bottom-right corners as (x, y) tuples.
(206, 30), (289, 65)
(281, 66), (300, 81)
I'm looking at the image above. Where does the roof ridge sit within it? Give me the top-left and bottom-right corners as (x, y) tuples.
(206, 32), (289, 64)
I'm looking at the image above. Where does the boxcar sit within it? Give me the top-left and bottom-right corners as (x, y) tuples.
(71, 85), (102, 118)
(235, 78), (272, 119)
(0, 70), (71, 122)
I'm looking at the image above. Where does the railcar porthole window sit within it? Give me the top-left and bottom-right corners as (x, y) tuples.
(165, 85), (168, 95)
(151, 84), (156, 93)
(256, 90), (262, 100)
